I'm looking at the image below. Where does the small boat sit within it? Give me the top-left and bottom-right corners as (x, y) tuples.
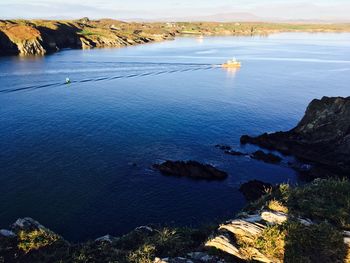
(222, 58), (241, 68)
(65, 78), (71, 84)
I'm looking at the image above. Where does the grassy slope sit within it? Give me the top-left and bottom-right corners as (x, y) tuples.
(244, 179), (350, 262)
(1, 179), (349, 262)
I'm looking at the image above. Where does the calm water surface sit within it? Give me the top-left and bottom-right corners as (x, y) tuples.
(0, 33), (349, 241)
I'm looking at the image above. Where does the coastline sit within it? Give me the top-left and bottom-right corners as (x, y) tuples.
(1, 19), (350, 56)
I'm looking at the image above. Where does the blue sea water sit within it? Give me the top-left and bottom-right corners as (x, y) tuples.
(0, 33), (349, 241)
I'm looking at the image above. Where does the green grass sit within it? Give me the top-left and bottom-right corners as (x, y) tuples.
(287, 179), (350, 229)
(284, 222), (347, 263)
(240, 179), (350, 262)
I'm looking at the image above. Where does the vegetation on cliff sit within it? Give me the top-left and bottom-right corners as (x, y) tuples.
(207, 178), (350, 262)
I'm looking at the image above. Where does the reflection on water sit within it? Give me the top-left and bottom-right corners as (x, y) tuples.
(222, 67), (240, 78)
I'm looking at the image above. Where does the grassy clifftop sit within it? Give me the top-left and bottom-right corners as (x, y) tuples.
(1, 19), (350, 56)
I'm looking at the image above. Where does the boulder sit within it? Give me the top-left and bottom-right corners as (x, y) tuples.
(12, 217), (46, 232)
(241, 97), (350, 176)
(153, 161), (228, 180)
(239, 180), (273, 201)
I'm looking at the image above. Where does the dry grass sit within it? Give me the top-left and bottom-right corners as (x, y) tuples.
(268, 199), (288, 213)
(3, 25), (41, 41)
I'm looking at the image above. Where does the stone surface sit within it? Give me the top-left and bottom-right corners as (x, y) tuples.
(219, 219), (265, 237)
(153, 160), (228, 180)
(241, 97), (350, 176)
(261, 211), (288, 225)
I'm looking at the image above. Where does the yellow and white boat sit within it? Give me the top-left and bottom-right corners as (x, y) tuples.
(222, 58), (241, 68)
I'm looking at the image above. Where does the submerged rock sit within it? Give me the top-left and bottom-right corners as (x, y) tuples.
(241, 96), (350, 176)
(0, 229), (16, 238)
(250, 150), (282, 164)
(239, 180), (273, 201)
(215, 144), (232, 151)
(224, 150), (247, 156)
(12, 217), (47, 232)
(153, 160), (228, 180)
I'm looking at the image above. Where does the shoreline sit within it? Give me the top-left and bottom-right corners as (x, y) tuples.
(1, 19), (350, 57)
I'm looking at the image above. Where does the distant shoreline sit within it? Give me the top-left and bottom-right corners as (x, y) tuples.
(1, 19), (350, 57)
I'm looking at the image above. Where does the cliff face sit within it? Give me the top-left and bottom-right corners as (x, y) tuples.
(241, 96), (350, 176)
(0, 19), (175, 56)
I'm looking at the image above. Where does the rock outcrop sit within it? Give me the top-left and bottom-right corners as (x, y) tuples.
(153, 160), (228, 180)
(241, 97), (350, 176)
(239, 180), (273, 201)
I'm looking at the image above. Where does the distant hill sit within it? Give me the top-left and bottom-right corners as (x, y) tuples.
(171, 12), (265, 22)
(126, 12), (350, 23)
(128, 12), (265, 22)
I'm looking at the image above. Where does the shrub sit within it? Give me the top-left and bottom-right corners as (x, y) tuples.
(17, 229), (59, 253)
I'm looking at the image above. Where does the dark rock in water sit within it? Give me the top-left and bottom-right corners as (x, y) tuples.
(153, 160), (228, 180)
(241, 97), (350, 176)
(224, 150), (247, 156)
(0, 229), (16, 238)
(12, 217), (47, 232)
(251, 150), (282, 164)
(215, 144), (232, 151)
(239, 180), (273, 201)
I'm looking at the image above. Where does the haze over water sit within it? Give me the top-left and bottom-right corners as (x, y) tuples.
(0, 33), (349, 241)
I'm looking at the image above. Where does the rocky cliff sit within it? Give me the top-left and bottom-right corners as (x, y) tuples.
(0, 19), (175, 56)
(241, 96), (350, 177)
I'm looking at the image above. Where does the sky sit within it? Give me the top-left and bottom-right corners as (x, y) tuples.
(1, 0), (350, 21)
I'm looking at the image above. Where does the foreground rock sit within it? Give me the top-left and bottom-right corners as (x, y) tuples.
(241, 97), (350, 176)
(153, 160), (228, 180)
(239, 180), (273, 201)
(208, 179), (350, 262)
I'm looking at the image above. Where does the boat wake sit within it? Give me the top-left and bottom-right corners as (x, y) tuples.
(0, 63), (215, 94)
